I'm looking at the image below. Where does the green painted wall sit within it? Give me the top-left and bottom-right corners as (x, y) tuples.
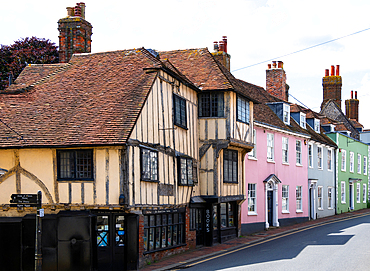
(327, 133), (368, 213)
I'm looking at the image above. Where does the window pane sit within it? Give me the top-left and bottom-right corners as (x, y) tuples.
(220, 203), (227, 228)
(97, 215), (109, 247)
(228, 203), (234, 227)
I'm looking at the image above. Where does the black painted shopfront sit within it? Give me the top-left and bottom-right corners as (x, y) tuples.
(190, 195), (242, 247)
(0, 210), (139, 271)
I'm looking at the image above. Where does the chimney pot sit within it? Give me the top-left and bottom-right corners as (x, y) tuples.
(331, 65), (335, 76)
(277, 61), (283, 69)
(325, 69), (329, 76)
(66, 7), (74, 16)
(222, 36), (227, 53)
(351, 90), (353, 99)
(219, 41), (224, 52)
(336, 65), (340, 76)
(272, 61), (277, 68)
(213, 41), (219, 52)
(268, 64), (272, 69)
(355, 91), (357, 99)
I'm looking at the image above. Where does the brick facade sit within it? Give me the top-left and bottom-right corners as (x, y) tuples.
(321, 65), (342, 110)
(345, 91), (359, 122)
(266, 61), (288, 101)
(138, 207), (196, 269)
(58, 3), (92, 63)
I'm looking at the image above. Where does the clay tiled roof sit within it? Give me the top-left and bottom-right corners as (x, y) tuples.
(349, 119), (363, 129)
(159, 48), (259, 103)
(0, 48), (178, 148)
(236, 79), (309, 136)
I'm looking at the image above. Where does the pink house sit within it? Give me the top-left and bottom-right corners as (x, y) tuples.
(239, 62), (309, 235)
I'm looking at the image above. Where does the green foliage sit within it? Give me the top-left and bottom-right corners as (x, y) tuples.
(0, 37), (59, 90)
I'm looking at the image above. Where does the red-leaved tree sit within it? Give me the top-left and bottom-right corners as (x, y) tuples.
(0, 37), (59, 90)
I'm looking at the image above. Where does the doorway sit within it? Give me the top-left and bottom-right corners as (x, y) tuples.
(267, 191), (273, 226)
(96, 213), (126, 271)
(349, 183), (354, 210)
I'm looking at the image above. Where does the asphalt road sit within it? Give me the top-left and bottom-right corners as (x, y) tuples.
(180, 213), (370, 271)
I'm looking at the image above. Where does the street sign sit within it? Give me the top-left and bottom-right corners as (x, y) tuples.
(10, 194), (38, 204)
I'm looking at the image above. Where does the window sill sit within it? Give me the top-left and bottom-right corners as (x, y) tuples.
(318, 208), (324, 211)
(174, 124), (188, 130)
(318, 168), (323, 171)
(296, 163), (302, 167)
(296, 210), (303, 213)
(282, 162), (289, 166)
(141, 179), (160, 183)
(267, 160), (275, 164)
(248, 212), (258, 216)
(341, 201), (346, 204)
(248, 156), (258, 161)
(57, 179), (94, 182)
(328, 207), (334, 210)
(143, 243), (186, 255)
(223, 181), (238, 184)
(282, 210), (290, 214)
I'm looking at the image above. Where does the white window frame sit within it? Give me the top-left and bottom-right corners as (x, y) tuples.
(341, 150), (346, 172)
(350, 152), (354, 173)
(300, 112), (306, 129)
(314, 119), (320, 133)
(364, 156), (368, 175)
(296, 140), (302, 165)
(282, 185), (289, 213)
(357, 183), (361, 203)
(327, 149), (332, 171)
(328, 187), (333, 209)
(318, 146), (323, 169)
(282, 137), (289, 164)
(248, 129), (257, 159)
(318, 186), (323, 210)
(296, 186), (302, 212)
(357, 153), (361, 174)
(248, 183), (257, 215)
(363, 184), (367, 203)
(267, 133), (274, 161)
(308, 143), (313, 168)
(283, 103), (290, 125)
(341, 181), (346, 203)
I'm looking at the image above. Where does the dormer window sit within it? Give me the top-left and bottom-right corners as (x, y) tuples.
(300, 113), (306, 129)
(283, 104), (290, 125)
(314, 119), (320, 133)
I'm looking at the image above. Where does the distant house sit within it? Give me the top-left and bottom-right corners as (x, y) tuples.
(291, 105), (337, 219)
(319, 65), (368, 213)
(241, 62), (310, 235)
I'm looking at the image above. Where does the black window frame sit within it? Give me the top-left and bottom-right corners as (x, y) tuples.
(143, 212), (185, 253)
(220, 202), (236, 228)
(198, 92), (224, 117)
(57, 149), (93, 181)
(140, 147), (158, 182)
(223, 149), (238, 183)
(173, 94), (187, 129)
(177, 157), (194, 186)
(236, 94), (250, 124)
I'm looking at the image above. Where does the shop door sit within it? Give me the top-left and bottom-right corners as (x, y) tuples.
(349, 184), (354, 210)
(195, 209), (204, 246)
(96, 214), (125, 271)
(267, 191), (273, 226)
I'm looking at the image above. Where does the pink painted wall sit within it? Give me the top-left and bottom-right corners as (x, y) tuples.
(241, 126), (308, 224)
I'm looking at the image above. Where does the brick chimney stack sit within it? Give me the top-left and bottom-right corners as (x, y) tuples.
(345, 90), (359, 122)
(212, 36), (231, 71)
(58, 2), (92, 63)
(321, 65), (342, 110)
(266, 61), (288, 101)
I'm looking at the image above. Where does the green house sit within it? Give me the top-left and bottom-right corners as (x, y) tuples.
(327, 132), (368, 213)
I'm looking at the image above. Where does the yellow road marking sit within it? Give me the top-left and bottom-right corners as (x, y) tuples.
(185, 213), (370, 267)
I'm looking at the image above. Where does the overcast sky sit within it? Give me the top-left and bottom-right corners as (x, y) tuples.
(2, 0), (370, 128)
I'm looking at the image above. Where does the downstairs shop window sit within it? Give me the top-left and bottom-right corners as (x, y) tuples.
(143, 212), (185, 252)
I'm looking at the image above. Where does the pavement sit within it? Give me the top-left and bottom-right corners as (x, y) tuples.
(140, 208), (370, 270)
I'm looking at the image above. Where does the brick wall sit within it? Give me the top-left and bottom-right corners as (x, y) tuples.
(138, 207), (195, 269)
(58, 17), (92, 63)
(322, 75), (342, 109)
(266, 62), (288, 101)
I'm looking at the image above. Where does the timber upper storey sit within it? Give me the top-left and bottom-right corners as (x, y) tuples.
(0, 47), (258, 148)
